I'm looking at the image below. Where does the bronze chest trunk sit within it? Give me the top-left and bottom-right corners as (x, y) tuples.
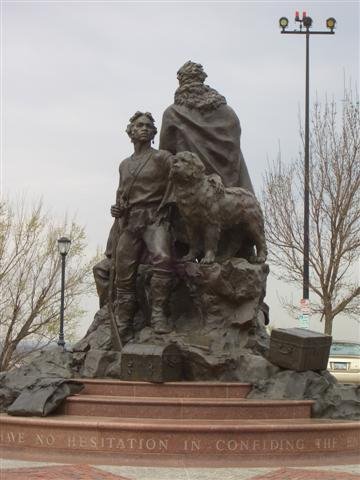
(269, 328), (332, 371)
(120, 343), (183, 383)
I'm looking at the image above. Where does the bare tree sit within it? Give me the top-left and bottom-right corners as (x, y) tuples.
(0, 197), (96, 371)
(262, 88), (360, 335)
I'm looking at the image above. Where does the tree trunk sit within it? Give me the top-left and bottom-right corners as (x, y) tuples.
(324, 314), (334, 336)
(0, 344), (16, 372)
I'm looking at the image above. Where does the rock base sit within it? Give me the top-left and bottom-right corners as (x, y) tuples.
(0, 259), (359, 419)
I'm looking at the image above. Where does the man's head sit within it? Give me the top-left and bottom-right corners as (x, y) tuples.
(126, 111), (157, 143)
(174, 61), (226, 113)
(177, 61), (207, 87)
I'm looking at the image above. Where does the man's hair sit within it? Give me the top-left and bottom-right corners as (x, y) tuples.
(175, 61), (226, 113)
(126, 111), (157, 138)
(177, 61), (207, 85)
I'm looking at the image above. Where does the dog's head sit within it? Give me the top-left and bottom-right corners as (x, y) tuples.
(170, 151), (205, 184)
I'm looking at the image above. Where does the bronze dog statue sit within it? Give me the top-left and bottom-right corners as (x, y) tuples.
(170, 151), (267, 264)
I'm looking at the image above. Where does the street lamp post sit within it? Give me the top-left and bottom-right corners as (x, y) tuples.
(278, 12), (336, 305)
(57, 236), (71, 348)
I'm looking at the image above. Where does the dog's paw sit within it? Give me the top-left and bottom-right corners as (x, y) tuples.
(200, 252), (216, 264)
(249, 255), (266, 264)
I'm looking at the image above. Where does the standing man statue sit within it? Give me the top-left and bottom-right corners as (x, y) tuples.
(160, 60), (253, 191)
(109, 111), (174, 343)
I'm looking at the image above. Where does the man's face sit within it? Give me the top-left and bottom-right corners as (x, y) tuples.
(131, 115), (155, 143)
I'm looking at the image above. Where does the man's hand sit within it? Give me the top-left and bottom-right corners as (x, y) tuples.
(110, 204), (124, 218)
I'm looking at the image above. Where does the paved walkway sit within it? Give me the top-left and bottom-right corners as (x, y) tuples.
(0, 459), (359, 480)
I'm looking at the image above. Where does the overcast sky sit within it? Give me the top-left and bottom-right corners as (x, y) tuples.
(2, 0), (359, 339)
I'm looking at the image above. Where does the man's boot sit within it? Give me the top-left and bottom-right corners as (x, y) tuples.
(115, 289), (136, 344)
(150, 272), (172, 334)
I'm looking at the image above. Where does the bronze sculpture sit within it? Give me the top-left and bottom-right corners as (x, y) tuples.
(92, 62), (269, 362)
(169, 151), (267, 265)
(110, 112), (174, 342)
(95, 60), (256, 311)
(160, 61), (257, 260)
(160, 61), (253, 191)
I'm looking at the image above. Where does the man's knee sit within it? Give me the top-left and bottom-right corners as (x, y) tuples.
(151, 251), (172, 270)
(116, 257), (138, 290)
(149, 237), (172, 269)
(146, 226), (172, 269)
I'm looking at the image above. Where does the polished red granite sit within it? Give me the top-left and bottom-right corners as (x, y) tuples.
(77, 379), (252, 398)
(61, 395), (313, 420)
(1, 379), (359, 467)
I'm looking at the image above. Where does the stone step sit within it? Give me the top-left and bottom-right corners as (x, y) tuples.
(60, 395), (314, 420)
(1, 413), (359, 467)
(75, 379), (252, 398)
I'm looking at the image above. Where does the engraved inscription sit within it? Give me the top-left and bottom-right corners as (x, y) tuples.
(35, 434), (55, 446)
(347, 436), (359, 449)
(215, 438), (305, 452)
(1, 428), (358, 455)
(315, 437), (337, 450)
(0, 431), (25, 444)
(67, 435), (169, 451)
(184, 439), (201, 451)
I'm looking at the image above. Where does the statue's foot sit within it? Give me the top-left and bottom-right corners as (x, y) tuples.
(152, 317), (172, 334)
(118, 326), (134, 345)
(154, 324), (172, 334)
(181, 252), (196, 262)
